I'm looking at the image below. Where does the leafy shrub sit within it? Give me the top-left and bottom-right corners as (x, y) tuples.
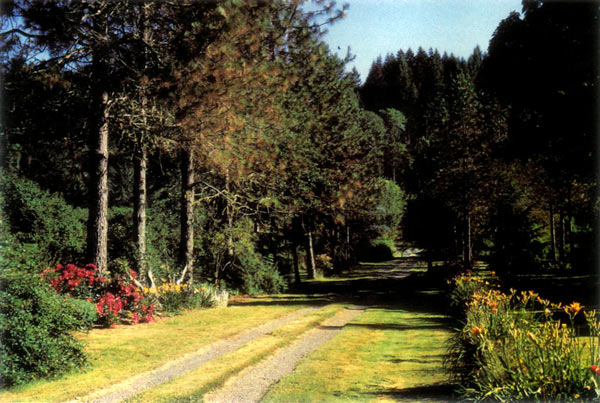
(315, 254), (333, 277)
(69, 298), (98, 331)
(146, 201), (180, 279)
(146, 282), (190, 314)
(1, 174), (86, 266)
(202, 217), (285, 295)
(143, 282), (228, 314)
(447, 272), (600, 401)
(0, 269), (88, 387)
(108, 207), (135, 264)
(238, 250), (285, 295)
(43, 263), (155, 327)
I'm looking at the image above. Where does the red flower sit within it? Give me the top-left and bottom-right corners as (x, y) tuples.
(591, 365), (600, 375)
(96, 302), (104, 315)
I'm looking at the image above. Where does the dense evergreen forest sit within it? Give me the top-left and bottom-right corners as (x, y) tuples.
(1, 0), (597, 290)
(1, 0), (598, 290)
(360, 1), (598, 275)
(0, 0), (598, 389)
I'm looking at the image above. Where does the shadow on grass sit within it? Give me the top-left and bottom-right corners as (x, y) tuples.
(345, 323), (450, 332)
(228, 297), (334, 307)
(390, 354), (446, 364)
(372, 382), (458, 402)
(277, 258), (455, 318)
(232, 256), (457, 321)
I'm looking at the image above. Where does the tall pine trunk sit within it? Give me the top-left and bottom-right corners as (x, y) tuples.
(133, 146), (147, 279)
(87, 90), (109, 273)
(305, 229), (316, 279)
(132, 3), (152, 285)
(291, 241), (301, 284)
(178, 149), (194, 284)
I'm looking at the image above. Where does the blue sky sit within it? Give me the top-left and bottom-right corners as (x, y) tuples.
(321, 0), (523, 82)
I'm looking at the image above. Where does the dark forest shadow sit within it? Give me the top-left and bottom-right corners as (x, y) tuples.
(372, 382), (459, 402)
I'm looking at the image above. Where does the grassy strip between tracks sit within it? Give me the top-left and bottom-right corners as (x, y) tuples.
(0, 299), (319, 403)
(126, 304), (347, 402)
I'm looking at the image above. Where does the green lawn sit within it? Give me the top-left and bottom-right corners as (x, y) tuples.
(0, 303), (313, 403)
(262, 307), (454, 402)
(0, 258), (457, 402)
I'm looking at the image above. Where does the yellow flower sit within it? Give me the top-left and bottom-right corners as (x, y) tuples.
(567, 301), (584, 316)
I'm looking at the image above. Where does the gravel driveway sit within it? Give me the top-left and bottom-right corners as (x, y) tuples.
(203, 306), (366, 403)
(72, 306), (325, 403)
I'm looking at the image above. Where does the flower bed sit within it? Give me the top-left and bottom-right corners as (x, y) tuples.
(447, 271), (600, 401)
(42, 264), (154, 327)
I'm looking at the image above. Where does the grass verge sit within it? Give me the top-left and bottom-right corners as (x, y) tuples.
(126, 304), (347, 402)
(262, 307), (454, 402)
(0, 302), (313, 402)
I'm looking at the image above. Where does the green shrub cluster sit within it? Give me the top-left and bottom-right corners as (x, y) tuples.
(0, 267), (90, 387)
(201, 217), (285, 295)
(1, 174), (86, 266)
(237, 250), (284, 295)
(0, 197), (90, 387)
(447, 271), (600, 401)
(142, 281), (228, 315)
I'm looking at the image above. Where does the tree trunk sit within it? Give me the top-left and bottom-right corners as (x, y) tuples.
(292, 241), (301, 284)
(178, 149), (194, 284)
(345, 225), (351, 261)
(549, 203), (557, 262)
(87, 90), (109, 273)
(133, 2), (152, 286)
(305, 230), (317, 279)
(225, 175), (235, 260)
(133, 146), (147, 281)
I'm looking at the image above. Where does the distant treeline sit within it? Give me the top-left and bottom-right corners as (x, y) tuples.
(358, 0), (598, 274)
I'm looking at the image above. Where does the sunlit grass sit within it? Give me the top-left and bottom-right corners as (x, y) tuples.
(0, 303), (310, 402)
(262, 308), (453, 402)
(127, 304), (347, 402)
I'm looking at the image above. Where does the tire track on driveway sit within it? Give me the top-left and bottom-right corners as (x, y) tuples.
(71, 305), (326, 403)
(203, 306), (366, 403)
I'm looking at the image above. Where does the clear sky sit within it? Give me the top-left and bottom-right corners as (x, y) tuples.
(321, 0), (524, 82)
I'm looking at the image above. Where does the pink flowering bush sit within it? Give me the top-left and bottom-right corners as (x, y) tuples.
(43, 264), (155, 327)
